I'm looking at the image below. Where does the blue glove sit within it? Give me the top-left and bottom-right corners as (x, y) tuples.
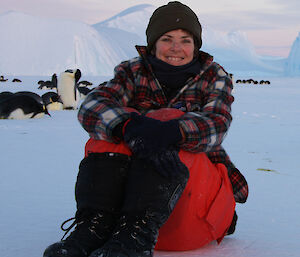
(124, 112), (182, 158)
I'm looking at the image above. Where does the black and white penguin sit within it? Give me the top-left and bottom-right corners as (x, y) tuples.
(0, 91), (14, 102)
(0, 75), (8, 82)
(78, 86), (94, 100)
(0, 94), (50, 119)
(78, 80), (93, 87)
(38, 73), (57, 90)
(38, 79), (45, 85)
(38, 83), (48, 90)
(12, 78), (22, 83)
(14, 91), (43, 105)
(42, 92), (63, 111)
(57, 69), (81, 110)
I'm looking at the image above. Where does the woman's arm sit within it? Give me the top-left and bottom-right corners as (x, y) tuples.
(178, 63), (234, 153)
(77, 61), (135, 142)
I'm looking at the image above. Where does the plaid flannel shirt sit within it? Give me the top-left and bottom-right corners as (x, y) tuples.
(78, 46), (248, 203)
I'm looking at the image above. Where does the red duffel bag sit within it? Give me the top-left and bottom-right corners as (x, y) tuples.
(85, 108), (236, 251)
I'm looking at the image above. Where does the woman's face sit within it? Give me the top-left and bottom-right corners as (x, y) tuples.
(154, 29), (195, 66)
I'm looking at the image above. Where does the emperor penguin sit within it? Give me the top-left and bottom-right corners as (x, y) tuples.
(78, 80), (93, 87)
(78, 86), (93, 100)
(37, 73), (57, 90)
(0, 94), (50, 119)
(12, 78), (22, 83)
(0, 91), (14, 102)
(14, 91), (43, 105)
(42, 92), (63, 111)
(0, 75), (8, 82)
(57, 69), (81, 110)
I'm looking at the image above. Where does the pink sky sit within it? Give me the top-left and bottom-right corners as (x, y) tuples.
(1, 0), (300, 57)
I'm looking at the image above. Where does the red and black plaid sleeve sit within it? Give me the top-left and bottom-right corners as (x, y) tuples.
(77, 60), (137, 142)
(178, 63), (234, 153)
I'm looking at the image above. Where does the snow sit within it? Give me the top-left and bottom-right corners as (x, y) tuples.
(0, 11), (136, 76)
(1, 75), (300, 257)
(1, 3), (300, 257)
(285, 32), (300, 76)
(201, 28), (283, 75)
(94, 4), (155, 38)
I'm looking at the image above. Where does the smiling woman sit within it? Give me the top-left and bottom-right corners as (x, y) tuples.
(43, 2), (248, 257)
(154, 30), (195, 66)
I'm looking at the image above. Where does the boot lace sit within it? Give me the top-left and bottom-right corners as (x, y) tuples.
(59, 210), (107, 242)
(112, 212), (158, 250)
(60, 216), (77, 240)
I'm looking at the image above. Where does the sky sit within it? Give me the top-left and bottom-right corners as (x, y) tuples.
(1, 0), (300, 57)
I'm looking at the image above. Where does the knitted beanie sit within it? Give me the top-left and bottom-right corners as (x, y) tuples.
(146, 1), (202, 52)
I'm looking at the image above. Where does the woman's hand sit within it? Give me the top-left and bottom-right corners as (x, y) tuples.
(124, 112), (182, 157)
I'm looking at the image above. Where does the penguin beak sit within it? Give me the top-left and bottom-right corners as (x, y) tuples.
(43, 105), (51, 117)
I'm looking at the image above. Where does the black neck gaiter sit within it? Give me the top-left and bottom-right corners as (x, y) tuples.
(147, 55), (201, 90)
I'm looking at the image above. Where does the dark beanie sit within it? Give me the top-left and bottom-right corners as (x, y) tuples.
(146, 1), (202, 52)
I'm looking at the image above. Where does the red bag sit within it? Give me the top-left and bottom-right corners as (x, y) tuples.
(85, 108), (236, 251)
(155, 151), (235, 250)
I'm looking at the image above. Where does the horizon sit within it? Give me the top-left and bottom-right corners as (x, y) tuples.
(1, 0), (300, 58)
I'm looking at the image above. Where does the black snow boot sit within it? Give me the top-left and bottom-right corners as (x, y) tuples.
(43, 209), (116, 257)
(90, 156), (189, 257)
(43, 152), (131, 257)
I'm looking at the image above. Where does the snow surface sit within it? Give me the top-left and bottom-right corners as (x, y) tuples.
(1, 4), (298, 77)
(1, 3), (300, 256)
(0, 75), (299, 257)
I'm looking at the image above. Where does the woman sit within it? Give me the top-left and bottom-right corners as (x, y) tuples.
(43, 2), (248, 257)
